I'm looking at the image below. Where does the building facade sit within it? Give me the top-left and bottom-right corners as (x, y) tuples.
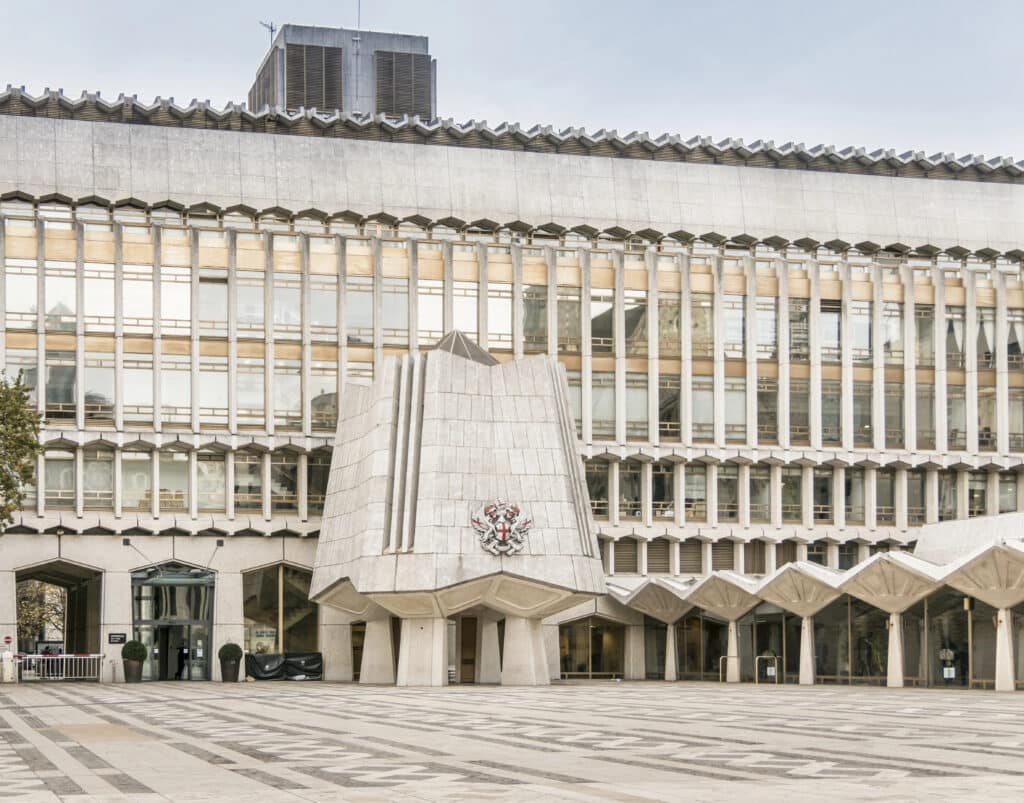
(248, 24), (436, 117)
(2, 85), (1024, 688)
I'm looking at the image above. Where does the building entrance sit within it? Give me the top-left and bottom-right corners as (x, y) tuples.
(460, 616), (477, 683)
(132, 563), (214, 681)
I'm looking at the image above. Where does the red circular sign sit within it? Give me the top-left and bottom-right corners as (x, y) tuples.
(3, 636), (11, 645)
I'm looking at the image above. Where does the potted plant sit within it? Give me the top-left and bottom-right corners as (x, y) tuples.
(218, 642), (243, 683)
(121, 640), (147, 683)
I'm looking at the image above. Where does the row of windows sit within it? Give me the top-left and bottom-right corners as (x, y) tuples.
(599, 536), (896, 575)
(6, 257), (1017, 369)
(28, 447), (330, 518)
(585, 460), (1020, 526)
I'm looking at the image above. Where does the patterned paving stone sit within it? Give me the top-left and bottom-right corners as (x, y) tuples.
(3, 682), (1024, 800)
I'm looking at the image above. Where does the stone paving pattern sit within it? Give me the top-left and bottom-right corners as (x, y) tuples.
(2, 682), (1024, 801)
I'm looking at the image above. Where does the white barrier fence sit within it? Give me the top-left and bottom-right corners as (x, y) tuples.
(17, 654), (104, 682)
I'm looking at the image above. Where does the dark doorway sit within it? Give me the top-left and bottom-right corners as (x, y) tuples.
(460, 617), (477, 683)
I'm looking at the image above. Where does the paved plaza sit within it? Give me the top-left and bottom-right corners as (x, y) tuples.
(1, 682), (1024, 801)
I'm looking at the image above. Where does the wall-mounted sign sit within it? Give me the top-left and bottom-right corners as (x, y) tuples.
(471, 500), (532, 556)
(108, 633), (127, 644)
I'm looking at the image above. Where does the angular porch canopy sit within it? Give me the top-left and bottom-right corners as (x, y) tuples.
(755, 561), (841, 618)
(620, 576), (695, 625)
(838, 551), (945, 614)
(684, 571), (761, 683)
(942, 540), (1024, 611)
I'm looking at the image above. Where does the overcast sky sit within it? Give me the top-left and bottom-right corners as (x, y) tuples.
(3, 0), (1022, 159)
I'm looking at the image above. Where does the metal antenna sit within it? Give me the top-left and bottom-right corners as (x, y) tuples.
(357, 0), (361, 29)
(259, 20), (277, 44)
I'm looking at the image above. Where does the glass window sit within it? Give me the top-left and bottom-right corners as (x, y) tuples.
(845, 468), (865, 524)
(418, 278), (444, 343)
(4, 265), (37, 327)
(658, 375), (680, 441)
(938, 470), (958, 521)
(977, 307), (996, 369)
(757, 377), (777, 442)
(619, 461), (641, 519)
(877, 470), (896, 525)
(159, 352), (190, 426)
(750, 464), (770, 523)
(979, 386), (997, 451)
(237, 273), (265, 334)
(159, 451), (188, 512)
(1009, 309), (1024, 369)
(243, 565), (318, 655)
(820, 299), (841, 361)
(201, 355), (230, 427)
(789, 298), (809, 361)
(310, 275), (338, 337)
(346, 275), (374, 344)
(274, 358), (302, 430)
(453, 281), (479, 340)
(273, 279), (301, 338)
(623, 290), (647, 356)
(123, 266), (153, 333)
(585, 460), (609, 518)
(882, 302), (903, 364)
(822, 379), (841, 444)
(44, 449), (75, 509)
(5, 348), (38, 404)
(123, 353), (153, 424)
(122, 451), (151, 512)
(790, 378), (809, 444)
(917, 384), (935, 450)
(885, 383), (904, 448)
(485, 282), (512, 350)
(523, 285), (547, 353)
(84, 358), (114, 424)
(658, 292), (681, 357)
(235, 357), (263, 427)
(591, 290), (614, 353)
(160, 269), (191, 335)
(691, 293), (713, 358)
(198, 277), (228, 336)
(271, 451), (298, 512)
(945, 306), (965, 368)
(947, 386), (966, 450)
(234, 451), (263, 511)
(382, 277), (409, 345)
(197, 451), (225, 512)
(722, 295), (745, 358)
(907, 470), (926, 525)
(915, 304), (935, 366)
(307, 451), (331, 515)
(44, 270), (76, 331)
(853, 381), (873, 446)
(756, 297), (777, 359)
(592, 372), (615, 440)
(82, 448), (113, 510)
(310, 360), (337, 430)
(850, 301), (872, 362)
(724, 378), (745, 442)
(968, 472), (987, 518)
(692, 377), (713, 442)
(83, 264), (115, 332)
(781, 467), (802, 523)
(813, 468), (832, 523)
(625, 373), (647, 440)
(557, 286), (582, 353)
(1000, 473), (1017, 514)
(1010, 389), (1024, 451)
(717, 464), (738, 522)
(652, 462), (674, 519)
(684, 464), (707, 522)
(45, 350), (76, 421)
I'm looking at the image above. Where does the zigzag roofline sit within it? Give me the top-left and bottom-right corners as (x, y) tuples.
(1, 85), (1022, 185)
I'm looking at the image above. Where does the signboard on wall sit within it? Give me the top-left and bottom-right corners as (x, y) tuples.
(108, 633), (127, 644)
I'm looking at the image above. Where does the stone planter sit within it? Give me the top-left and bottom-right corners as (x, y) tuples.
(124, 659), (143, 683)
(220, 658), (240, 683)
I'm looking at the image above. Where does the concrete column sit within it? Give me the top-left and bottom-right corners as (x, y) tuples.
(895, 469), (908, 530)
(987, 470), (1000, 517)
(641, 461), (653, 527)
(956, 470), (969, 520)
(770, 463), (783, 528)
(865, 467), (878, 529)
(711, 252), (725, 445)
(544, 623), (561, 681)
(799, 615), (815, 685)
(925, 468), (939, 524)
(902, 262), (917, 451)
(0, 571), (16, 657)
(887, 611), (904, 688)
(478, 618), (501, 684)
(738, 463), (751, 528)
(212, 571), (244, 682)
(808, 256), (823, 450)
(319, 607), (353, 682)
(501, 616), (549, 686)
(933, 264), (948, 453)
(840, 261), (854, 450)
(965, 268), (979, 453)
(701, 541), (713, 576)
(665, 622), (678, 681)
(397, 617), (448, 687)
(801, 464), (814, 529)
(359, 618), (395, 685)
(706, 462), (718, 528)
(832, 466), (846, 529)
(624, 624), (645, 680)
(726, 619), (740, 682)
(996, 608), (1016, 693)
(100, 570), (133, 683)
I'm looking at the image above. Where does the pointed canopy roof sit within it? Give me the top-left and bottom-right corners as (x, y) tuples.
(433, 330), (499, 366)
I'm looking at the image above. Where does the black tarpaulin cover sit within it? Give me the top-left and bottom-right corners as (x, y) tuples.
(245, 652), (322, 680)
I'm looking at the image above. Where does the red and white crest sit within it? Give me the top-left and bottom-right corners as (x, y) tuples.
(471, 500), (532, 556)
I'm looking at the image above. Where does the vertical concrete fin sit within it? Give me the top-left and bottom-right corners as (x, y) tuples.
(401, 352), (425, 551)
(550, 358), (595, 558)
(386, 354), (412, 552)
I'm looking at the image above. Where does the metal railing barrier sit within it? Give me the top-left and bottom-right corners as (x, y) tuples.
(718, 654), (739, 682)
(17, 654), (104, 682)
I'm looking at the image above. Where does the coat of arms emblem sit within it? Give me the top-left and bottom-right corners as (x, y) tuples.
(471, 500), (532, 555)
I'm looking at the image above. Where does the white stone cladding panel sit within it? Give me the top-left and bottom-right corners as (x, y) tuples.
(4, 115), (1024, 251)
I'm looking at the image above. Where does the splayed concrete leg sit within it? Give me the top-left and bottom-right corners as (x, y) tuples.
(887, 611), (904, 688)
(360, 618), (395, 685)
(799, 616), (815, 686)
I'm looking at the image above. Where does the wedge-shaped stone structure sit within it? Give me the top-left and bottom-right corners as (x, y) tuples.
(311, 333), (605, 685)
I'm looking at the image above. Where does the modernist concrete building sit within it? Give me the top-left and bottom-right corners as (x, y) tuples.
(2, 81), (1024, 688)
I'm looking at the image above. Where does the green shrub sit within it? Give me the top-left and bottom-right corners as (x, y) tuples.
(121, 640), (147, 662)
(218, 642), (243, 661)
